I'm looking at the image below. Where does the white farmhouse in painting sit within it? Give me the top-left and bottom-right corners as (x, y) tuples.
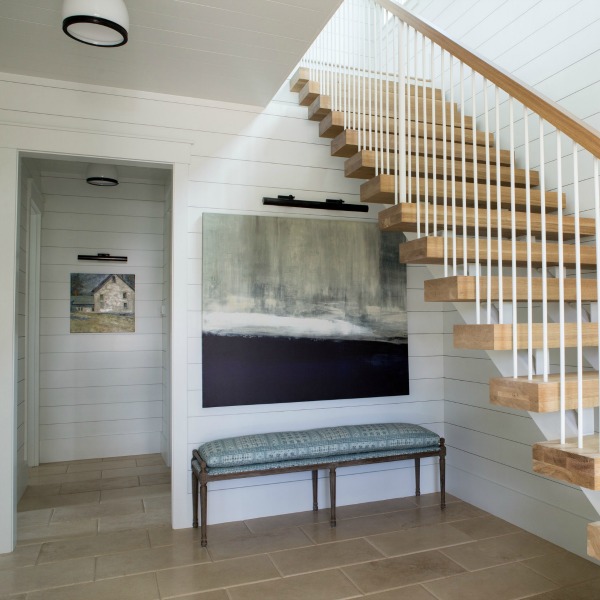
(91, 275), (134, 314)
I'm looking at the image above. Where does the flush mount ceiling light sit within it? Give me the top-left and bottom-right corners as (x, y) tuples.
(86, 164), (119, 186)
(62, 0), (129, 47)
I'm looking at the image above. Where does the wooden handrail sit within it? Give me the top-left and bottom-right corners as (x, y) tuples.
(375, 0), (600, 158)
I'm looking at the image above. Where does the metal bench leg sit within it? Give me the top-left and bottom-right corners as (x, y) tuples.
(440, 438), (446, 510)
(415, 457), (421, 497)
(192, 468), (199, 528)
(312, 470), (318, 511)
(200, 478), (208, 547)
(329, 466), (337, 527)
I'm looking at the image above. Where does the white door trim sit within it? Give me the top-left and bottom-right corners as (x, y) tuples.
(0, 128), (191, 553)
(25, 180), (42, 468)
(0, 148), (19, 554)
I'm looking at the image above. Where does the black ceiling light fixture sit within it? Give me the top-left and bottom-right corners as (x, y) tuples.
(86, 164), (119, 186)
(62, 0), (130, 48)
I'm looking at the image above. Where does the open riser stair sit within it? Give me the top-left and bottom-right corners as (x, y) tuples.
(292, 0), (600, 560)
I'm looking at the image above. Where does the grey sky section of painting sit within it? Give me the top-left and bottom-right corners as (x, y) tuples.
(71, 273), (135, 295)
(202, 214), (407, 340)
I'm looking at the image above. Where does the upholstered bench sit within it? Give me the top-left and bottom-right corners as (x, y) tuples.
(191, 423), (445, 546)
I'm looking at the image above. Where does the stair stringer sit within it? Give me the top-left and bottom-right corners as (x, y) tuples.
(420, 260), (600, 560)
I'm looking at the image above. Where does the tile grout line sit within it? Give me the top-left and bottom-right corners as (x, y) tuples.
(265, 552), (285, 578)
(337, 565), (368, 596)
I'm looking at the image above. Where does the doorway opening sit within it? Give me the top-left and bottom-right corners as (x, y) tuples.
(16, 154), (173, 541)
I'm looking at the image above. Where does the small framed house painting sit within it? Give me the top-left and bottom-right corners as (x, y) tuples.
(70, 273), (135, 333)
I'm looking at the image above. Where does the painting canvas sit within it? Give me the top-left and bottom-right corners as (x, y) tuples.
(70, 273), (135, 333)
(202, 213), (408, 407)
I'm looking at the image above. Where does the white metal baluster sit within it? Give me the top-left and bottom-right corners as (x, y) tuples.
(472, 71), (480, 324)
(306, 38), (312, 84)
(573, 143), (583, 449)
(348, 4), (362, 146)
(459, 62), (467, 275)
(380, 5), (385, 177)
(330, 16), (334, 101)
(539, 120), (548, 381)
(368, 1), (373, 153)
(449, 55), (457, 274)
(594, 157), (600, 452)
(348, 3), (360, 137)
(557, 134), (566, 445)
(385, 8), (390, 177)
(320, 20), (325, 101)
(393, 19), (399, 204)
(441, 50), (448, 276)
(484, 78), (492, 323)
(414, 28), (420, 237)
(340, 2), (350, 129)
(327, 9), (338, 111)
(398, 21), (407, 205)
(351, 2), (355, 129)
(336, 5), (341, 122)
(524, 107), (532, 380)
(422, 33), (429, 237)
(373, 2), (379, 175)
(326, 19), (330, 102)
(431, 40), (437, 236)
(379, 5), (385, 178)
(317, 25), (321, 95)
(406, 27), (413, 207)
(495, 87), (504, 324)
(361, 1), (367, 152)
(509, 97), (517, 377)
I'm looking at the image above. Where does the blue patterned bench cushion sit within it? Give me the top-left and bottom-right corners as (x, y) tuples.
(194, 444), (440, 476)
(197, 423), (439, 470)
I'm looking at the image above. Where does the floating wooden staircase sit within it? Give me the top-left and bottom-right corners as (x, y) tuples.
(291, 55), (600, 559)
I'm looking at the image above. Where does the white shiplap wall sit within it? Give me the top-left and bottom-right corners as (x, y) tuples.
(184, 82), (445, 523)
(38, 172), (166, 462)
(162, 189), (172, 467)
(406, 0), (600, 557)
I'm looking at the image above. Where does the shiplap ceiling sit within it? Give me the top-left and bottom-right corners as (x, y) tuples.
(0, 0), (342, 106)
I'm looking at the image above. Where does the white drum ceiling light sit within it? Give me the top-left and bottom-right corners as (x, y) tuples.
(62, 0), (129, 47)
(86, 164), (119, 186)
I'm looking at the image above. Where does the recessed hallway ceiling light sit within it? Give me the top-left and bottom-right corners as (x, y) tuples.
(62, 0), (129, 47)
(86, 164), (119, 186)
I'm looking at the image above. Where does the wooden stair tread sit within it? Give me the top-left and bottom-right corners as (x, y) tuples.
(308, 94), (470, 126)
(332, 129), (511, 164)
(588, 523), (600, 560)
(454, 323), (599, 350)
(298, 80), (321, 106)
(362, 174), (563, 211)
(378, 202), (595, 239)
(346, 150), (539, 186)
(533, 436), (600, 490)
(489, 373), (600, 412)
(290, 67), (310, 93)
(302, 85), (449, 110)
(398, 236), (595, 269)
(319, 112), (493, 146)
(423, 276), (598, 303)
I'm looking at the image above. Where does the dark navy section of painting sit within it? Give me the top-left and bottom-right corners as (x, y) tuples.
(202, 333), (409, 407)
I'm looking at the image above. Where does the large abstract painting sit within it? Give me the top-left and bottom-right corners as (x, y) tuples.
(202, 213), (408, 407)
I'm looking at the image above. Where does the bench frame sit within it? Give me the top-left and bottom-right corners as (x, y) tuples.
(191, 438), (446, 547)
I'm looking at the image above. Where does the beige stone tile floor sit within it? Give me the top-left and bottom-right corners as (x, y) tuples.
(1, 454), (600, 599)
